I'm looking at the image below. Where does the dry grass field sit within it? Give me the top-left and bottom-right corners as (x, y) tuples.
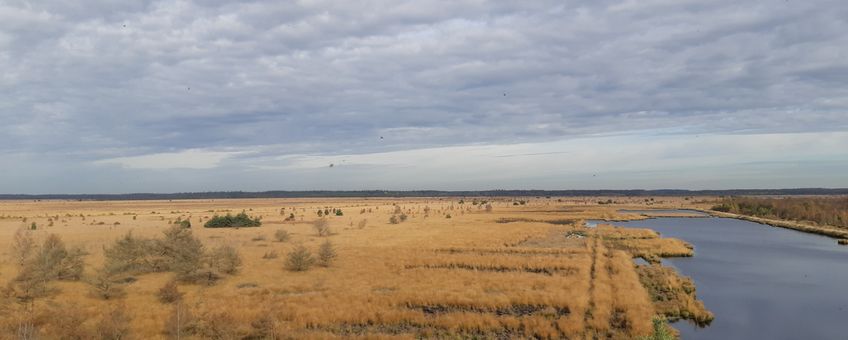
(0, 197), (711, 339)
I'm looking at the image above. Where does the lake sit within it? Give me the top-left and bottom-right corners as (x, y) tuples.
(593, 217), (848, 340)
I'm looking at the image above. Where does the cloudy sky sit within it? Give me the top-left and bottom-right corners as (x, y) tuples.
(1, 0), (847, 194)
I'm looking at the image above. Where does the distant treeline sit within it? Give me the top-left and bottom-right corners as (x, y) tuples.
(712, 196), (848, 229)
(1, 188), (847, 201)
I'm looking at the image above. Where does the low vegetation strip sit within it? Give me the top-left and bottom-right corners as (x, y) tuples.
(406, 303), (571, 317)
(404, 263), (580, 276)
(433, 246), (588, 256)
(496, 217), (577, 225)
(709, 210), (848, 239)
(711, 196), (848, 229)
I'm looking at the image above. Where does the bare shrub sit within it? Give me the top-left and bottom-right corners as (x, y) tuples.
(274, 229), (290, 242)
(357, 219), (367, 229)
(399, 213), (408, 222)
(485, 204), (493, 212)
(262, 251), (279, 259)
(285, 245), (314, 272)
(13, 234), (85, 300)
(158, 280), (183, 304)
(313, 218), (331, 237)
(251, 234), (266, 242)
(102, 232), (164, 275)
(318, 240), (337, 267)
(88, 268), (127, 300)
(389, 215), (400, 224)
(207, 245), (242, 275)
(11, 227), (35, 267)
(96, 302), (131, 340)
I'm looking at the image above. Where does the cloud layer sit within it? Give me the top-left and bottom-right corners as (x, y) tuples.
(1, 0), (847, 193)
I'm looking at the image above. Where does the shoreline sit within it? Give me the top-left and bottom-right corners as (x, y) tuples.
(701, 210), (848, 240)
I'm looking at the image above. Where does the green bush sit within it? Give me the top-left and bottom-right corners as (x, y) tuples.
(203, 212), (261, 228)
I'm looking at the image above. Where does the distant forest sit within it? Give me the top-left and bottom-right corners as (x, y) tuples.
(1, 188), (847, 201)
(712, 196), (848, 229)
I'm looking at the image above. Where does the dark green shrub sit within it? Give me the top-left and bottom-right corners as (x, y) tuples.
(203, 212), (261, 228)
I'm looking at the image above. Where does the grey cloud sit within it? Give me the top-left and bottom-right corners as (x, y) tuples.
(1, 0), (847, 192)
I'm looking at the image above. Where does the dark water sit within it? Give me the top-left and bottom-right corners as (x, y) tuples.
(617, 209), (709, 216)
(599, 217), (848, 340)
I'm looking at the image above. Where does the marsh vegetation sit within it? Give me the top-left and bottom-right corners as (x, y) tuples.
(0, 196), (725, 338)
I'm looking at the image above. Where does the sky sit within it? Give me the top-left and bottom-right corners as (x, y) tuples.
(1, 0), (847, 194)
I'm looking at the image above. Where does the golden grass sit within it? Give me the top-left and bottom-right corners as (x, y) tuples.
(0, 197), (712, 339)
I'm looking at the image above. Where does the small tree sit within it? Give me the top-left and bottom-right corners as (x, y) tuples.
(274, 229), (290, 242)
(317, 240), (336, 267)
(285, 245), (314, 272)
(159, 226), (205, 280)
(11, 227), (35, 267)
(313, 219), (331, 237)
(158, 280), (183, 304)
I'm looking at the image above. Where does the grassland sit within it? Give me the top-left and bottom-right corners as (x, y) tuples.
(0, 197), (711, 339)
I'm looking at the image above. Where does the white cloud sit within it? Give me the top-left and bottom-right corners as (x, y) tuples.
(94, 149), (246, 169)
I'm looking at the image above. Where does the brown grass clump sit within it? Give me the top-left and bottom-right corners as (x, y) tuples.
(274, 229), (290, 242)
(636, 264), (714, 326)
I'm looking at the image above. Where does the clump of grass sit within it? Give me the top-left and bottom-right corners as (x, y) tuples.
(274, 229), (290, 242)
